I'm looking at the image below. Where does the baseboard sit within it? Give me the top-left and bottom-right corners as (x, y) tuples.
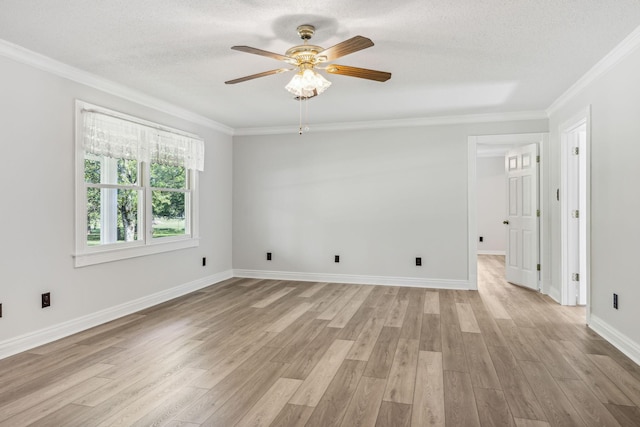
(477, 250), (506, 256)
(232, 269), (472, 290)
(547, 285), (561, 303)
(589, 314), (640, 365)
(0, 270), (233, 360)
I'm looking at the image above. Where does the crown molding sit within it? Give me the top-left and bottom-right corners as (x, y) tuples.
(0, 39), (234, 136)
(233, 110), (548, 136)
(0, 38), (548, 137)
(547, 24), (640, 116)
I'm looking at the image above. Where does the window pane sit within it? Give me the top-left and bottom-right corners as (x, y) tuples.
(86, 187), (101, 245)
(152, 191), (186, 238)
(86, 187), (141, 245)
(84, 155), (138, 185)
(85, 158), (101, 184)
(116, 158), (138, 185)
(150, 163), (186, 189)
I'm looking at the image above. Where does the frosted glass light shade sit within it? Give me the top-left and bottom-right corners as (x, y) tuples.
(285, 69), (331, 97)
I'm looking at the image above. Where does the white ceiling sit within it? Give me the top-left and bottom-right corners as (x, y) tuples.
(1, 1), (640, 130)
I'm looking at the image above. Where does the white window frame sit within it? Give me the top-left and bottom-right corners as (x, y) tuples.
(74, 100), (201, 267)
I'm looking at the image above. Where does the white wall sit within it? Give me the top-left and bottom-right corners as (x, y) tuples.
(0, 54), (233, 356)
(233, 120), (547, 287)
(476, 156), (506, 254)
(548, 35), (640, 361)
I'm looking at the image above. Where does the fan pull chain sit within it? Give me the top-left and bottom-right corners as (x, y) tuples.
(299, 95), (303, 135)
(304, 97), (309, 133)
(298, 96), (311, 135)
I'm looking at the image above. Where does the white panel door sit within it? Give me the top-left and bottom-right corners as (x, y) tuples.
(504, 144), (539, 290)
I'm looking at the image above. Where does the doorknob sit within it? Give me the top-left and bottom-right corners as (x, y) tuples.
(503, 220), (509, 225)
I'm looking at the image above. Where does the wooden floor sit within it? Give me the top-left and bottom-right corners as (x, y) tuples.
(1, 255), (640, 426)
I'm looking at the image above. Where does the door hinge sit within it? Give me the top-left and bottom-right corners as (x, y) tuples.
(536, 209), (540, 217)
(537, 264), (541, 271)
(572, 147), (579, 155)
(572, 210), (579, 218)
(572, 273), (580, 281)
(536, 155), (540, 163)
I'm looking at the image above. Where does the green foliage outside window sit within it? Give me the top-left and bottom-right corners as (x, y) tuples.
(85, 158), (187, 245)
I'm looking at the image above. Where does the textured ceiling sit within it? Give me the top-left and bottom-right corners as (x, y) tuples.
(1, 0), (640, 130)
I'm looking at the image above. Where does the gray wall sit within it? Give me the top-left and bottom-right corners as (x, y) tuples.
(233, 121), (547, 284)
(0, 55), (233, 349)
(548, 41), (640, 353)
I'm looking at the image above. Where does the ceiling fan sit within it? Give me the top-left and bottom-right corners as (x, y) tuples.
(225, 24), (391, 98)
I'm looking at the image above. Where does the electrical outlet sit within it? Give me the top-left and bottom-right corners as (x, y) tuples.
(42, 292), (51, 308)
(479, 236), (483, 242)
(334, 255), (340, 263)
(267, 252), (272, 261)
(416, 257), (422, 266)
(202, 257), (206, 267)
(613, 293), (618, 309)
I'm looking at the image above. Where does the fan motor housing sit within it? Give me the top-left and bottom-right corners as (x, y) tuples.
(285, 45), (325, 65)
(296, 24), (315, 40)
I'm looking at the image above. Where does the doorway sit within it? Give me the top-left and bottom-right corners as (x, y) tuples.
(468, 133), (549, 292)
(560, 109), (590, 314)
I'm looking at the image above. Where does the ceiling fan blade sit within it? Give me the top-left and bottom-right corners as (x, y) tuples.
(325, 65), (391, 82)
(225, 68), (291, 84)
(319, 36), (374, 61)
(231, 46), (292, 62)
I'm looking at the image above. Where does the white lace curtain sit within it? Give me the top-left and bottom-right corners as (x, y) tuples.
(82, 110), (205, 171)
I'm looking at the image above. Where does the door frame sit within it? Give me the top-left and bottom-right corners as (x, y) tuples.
(468, 132), (550, 291)
(560, 107), (591, 318)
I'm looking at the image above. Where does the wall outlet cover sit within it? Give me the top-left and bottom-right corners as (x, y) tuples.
(42, 292), (51, 308)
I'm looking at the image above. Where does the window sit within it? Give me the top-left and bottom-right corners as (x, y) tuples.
(75, 101), (204, 267)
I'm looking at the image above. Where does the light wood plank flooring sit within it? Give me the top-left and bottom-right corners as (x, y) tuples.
(1, 255), (639, 426)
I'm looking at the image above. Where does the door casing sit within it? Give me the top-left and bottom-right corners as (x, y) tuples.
(560, 107), (591, 317)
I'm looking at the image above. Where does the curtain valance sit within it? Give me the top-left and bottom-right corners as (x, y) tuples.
(82, 110), (205, 171)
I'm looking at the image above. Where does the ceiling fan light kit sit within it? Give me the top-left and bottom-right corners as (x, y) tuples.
(225, 24), (391, 133)
(285, 68), (331, 98)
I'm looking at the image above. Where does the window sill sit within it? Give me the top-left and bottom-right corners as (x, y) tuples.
(74, 238), (199, 267)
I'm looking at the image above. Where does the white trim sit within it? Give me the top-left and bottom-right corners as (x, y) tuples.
(73, 238), (200, 267)
(589, 314), (640, 366)
(74, 100), (203, 267)
(0, 39), (233, 135)
(475, 133), (549, 144)
(547, 25), (640, 116)
(548, 286), (561, 304)
(0, 270), (233, 360)
(539, 133), (551, 297)
(234, 111), (548, 136)
(233, 269), (472, 290)
(468, 136), (479, 290)
(584, 109), (592, 324)
(477, 250), (506, 256)
(559, 107), (591, 318)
